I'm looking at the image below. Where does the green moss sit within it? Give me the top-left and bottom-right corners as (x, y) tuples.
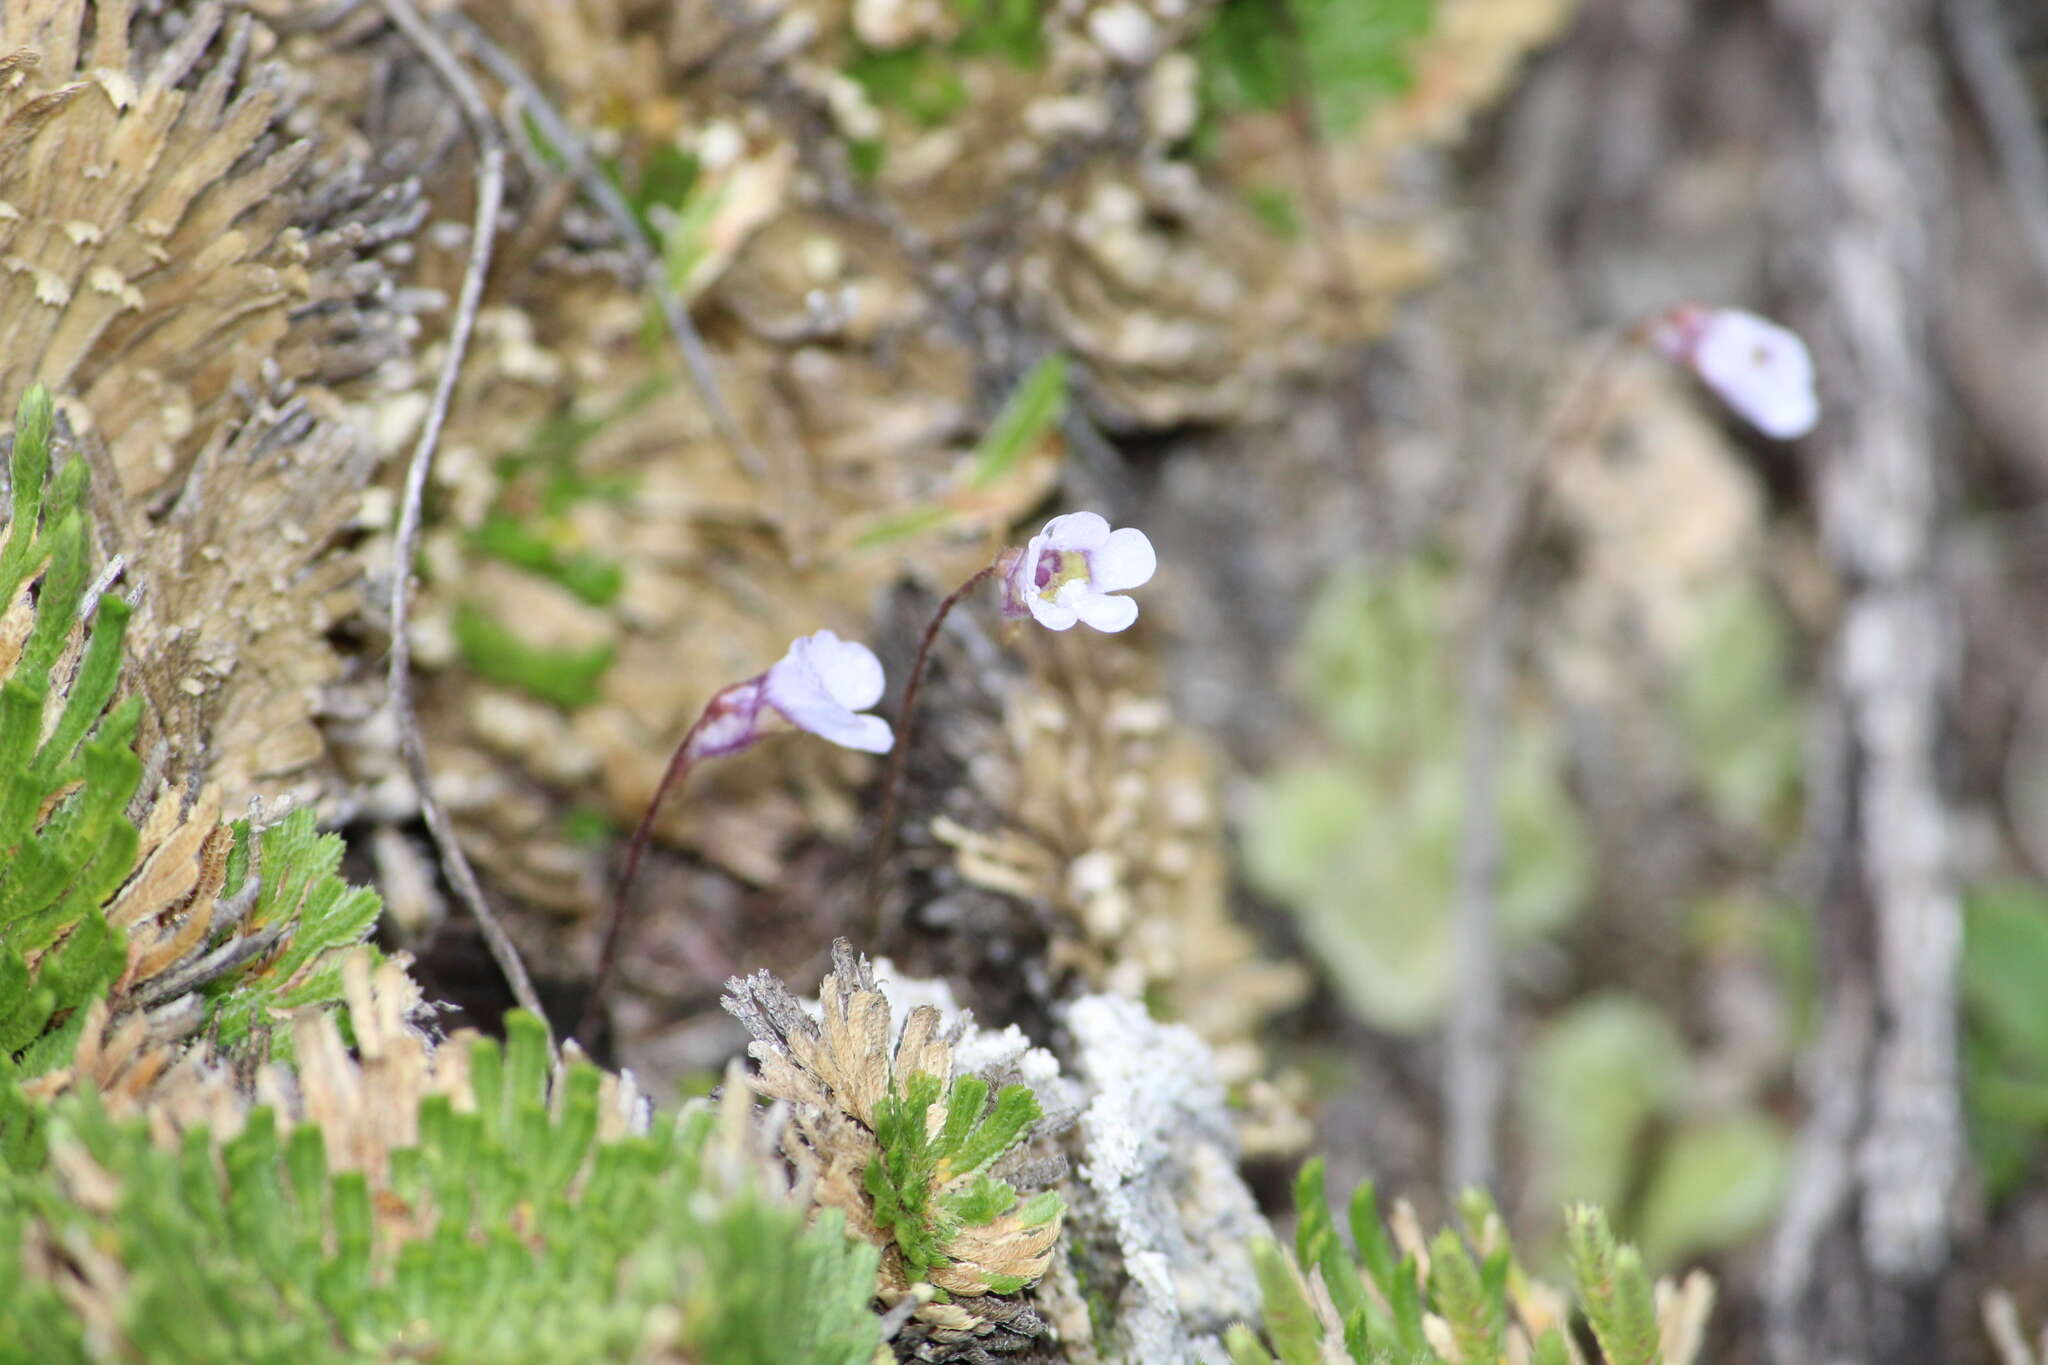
(452, 602), (616, 709)
(0, 1014), (882, 1365)
(470, 514), (624, 607)
(1197, 0), (1430, 137)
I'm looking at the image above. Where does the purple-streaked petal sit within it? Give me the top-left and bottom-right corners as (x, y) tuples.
(1089, 527), (1156, 593)
(685, 679), (766, 758)
(1003, 536), (1047, 617)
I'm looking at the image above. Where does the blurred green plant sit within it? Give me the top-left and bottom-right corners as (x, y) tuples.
(1243, 560), (1589, 1031)
(1671, 582), (1803, 834)
(845, 0), (1045, 160)
(853, 353), (1068, 551)
(452, 602), (616, 710)
(1961, 880), (2048, 1201)
(471, 515), (624, 607)
(1523, 992), (1790, 1269)
(0, 1012), (882, 1365)
(1198, 0), (1431, 141)
(1225, 1159), (1714, 1365)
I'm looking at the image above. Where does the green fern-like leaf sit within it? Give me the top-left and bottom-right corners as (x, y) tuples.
(201, 810), (384, 1057)
(0, 387), (137, 1077)
(864, 1069), (1050, 1283)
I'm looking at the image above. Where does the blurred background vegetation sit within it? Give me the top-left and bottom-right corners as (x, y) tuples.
(3, 0), (2048, 1359)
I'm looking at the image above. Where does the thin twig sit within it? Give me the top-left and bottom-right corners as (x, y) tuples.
(1984, 1291), (2041, 1365)
(1945, 0), (2048, 293)
(378, 0), (550, 1039)
(1444, 333), (1628, 1194)
(76, 554), (126, 623)
(581, 704), (727, 1044)
(863, 563), (998, 940)
(440, 12), (769, 482)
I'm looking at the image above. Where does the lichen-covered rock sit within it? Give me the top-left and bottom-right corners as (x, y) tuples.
(1058, 992), (1270, 1365)
(928, 634), (1311, 1155)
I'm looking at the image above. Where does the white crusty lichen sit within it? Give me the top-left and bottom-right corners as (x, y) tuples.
(1063, 993), (1270, 1364)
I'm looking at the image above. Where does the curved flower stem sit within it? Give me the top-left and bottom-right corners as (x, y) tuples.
(863, 562), (999, 939)
(580, 705), (719, 1045)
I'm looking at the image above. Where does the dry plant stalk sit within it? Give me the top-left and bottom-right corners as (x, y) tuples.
(373, 0), (547, 1036)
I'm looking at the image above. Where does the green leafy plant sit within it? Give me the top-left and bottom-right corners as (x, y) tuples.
(865, 1070), (1062, 1295)
(1225, 1160), (1714, 1365)
(0, 387), (143, 1079)
(1243, 561), (1589, 1031)
(1523, 992), (1789, 1269)
(0, 1010), (882, 1365)
(1198, 0), (1431, 140)
(1961, 881), (2048, 1201)
(452, 601), (617, 709)
(0, 384), (386, 1097)
(199, 810), (384, 1058)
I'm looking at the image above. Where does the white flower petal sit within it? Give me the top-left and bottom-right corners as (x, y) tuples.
(1042, 510), (1111, 550)
(1088, 527), (1156, 593)
(1070, 590), (1139, 633)
(764, 633), (895, 753)
(798, 709), (894, 754)
(1026, 588), (1081, 631)
(791, 629), (886, 711)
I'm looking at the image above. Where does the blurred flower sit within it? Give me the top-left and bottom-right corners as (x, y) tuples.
(688, 631), (894, 758)
(1650, 306), (1819, 440)
(1001, 511), (1157, 633)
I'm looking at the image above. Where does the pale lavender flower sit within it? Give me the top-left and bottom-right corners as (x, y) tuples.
(686, 630), (893, 758)
(762, 629), (893, 753)
(1001, 511), (1157, 633)
(1651, 305), (1819, 440)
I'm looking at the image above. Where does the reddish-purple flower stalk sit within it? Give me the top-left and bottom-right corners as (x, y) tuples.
(579, 695), (727, 1045)
(863, 561), (998, 937)
(579, 630), (892, 1045)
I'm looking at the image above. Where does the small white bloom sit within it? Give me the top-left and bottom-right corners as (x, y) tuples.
(1003, 511), (1157, 634)
(1651, 305), (1819, 440)
(762, 629), (894, 753)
